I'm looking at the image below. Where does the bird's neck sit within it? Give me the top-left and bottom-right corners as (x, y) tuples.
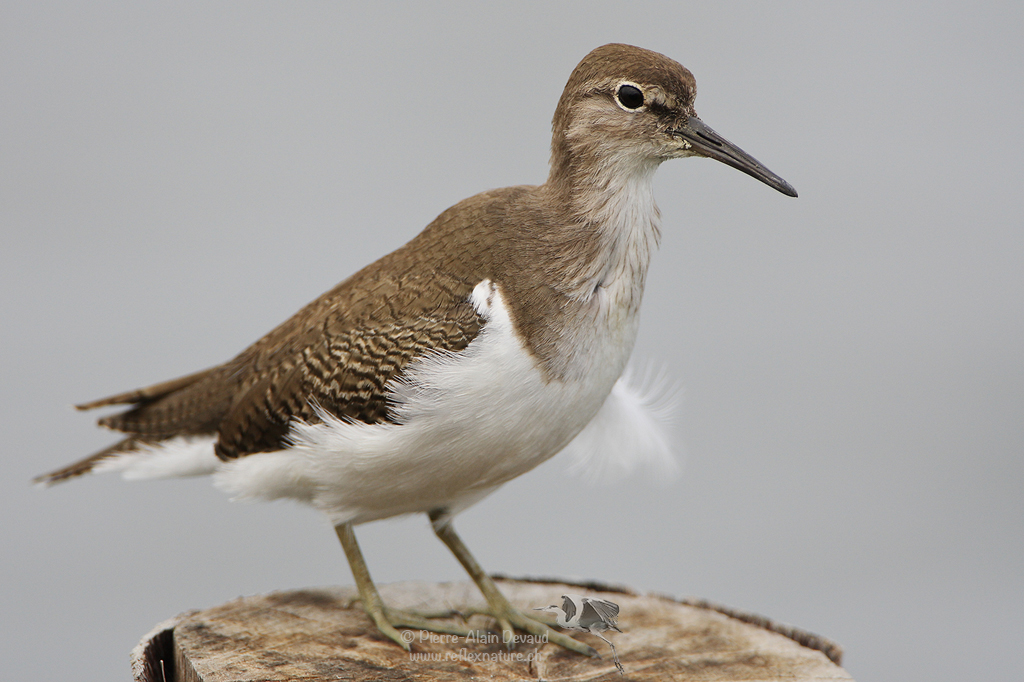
(544, 147), (663, 312)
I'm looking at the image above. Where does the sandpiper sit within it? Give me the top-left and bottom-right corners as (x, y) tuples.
(38, 44), (796, 658)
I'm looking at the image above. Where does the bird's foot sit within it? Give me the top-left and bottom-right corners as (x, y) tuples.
(353, 601), (480, 650)
(426, 517), (598, 658)
(385, 606), (478, 637)
(464, 604), (598, 658)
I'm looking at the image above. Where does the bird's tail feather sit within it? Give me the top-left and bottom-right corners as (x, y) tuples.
(34, 437), (151, 486)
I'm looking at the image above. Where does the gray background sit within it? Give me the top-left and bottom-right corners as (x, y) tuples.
(3, 2), (1021, 680)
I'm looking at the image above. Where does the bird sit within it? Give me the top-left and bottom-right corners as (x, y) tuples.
(36, 43), (796, 660)
(536, 594), (625, 674)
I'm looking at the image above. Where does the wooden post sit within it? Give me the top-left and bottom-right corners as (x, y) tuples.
(132, 578), (850, 681)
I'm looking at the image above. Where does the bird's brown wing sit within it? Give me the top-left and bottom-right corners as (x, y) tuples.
(209, 291), (483, 461)
(39, 265), (483, 483)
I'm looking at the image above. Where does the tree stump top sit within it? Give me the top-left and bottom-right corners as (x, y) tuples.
(133, 578), (850, 681)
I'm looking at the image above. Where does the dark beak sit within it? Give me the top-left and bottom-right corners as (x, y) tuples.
(672, 116), (797, 197)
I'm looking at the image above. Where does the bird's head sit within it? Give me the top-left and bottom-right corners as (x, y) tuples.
(549, 43), (796, 197)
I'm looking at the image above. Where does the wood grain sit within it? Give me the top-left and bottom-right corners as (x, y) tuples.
(132, 579), (851, 681)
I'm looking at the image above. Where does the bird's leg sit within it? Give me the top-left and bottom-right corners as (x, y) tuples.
(335, 523), (408, 649)
(428, 512), (598, 658)
(592, 631), (625, 675)
(334, 523), (473, 649)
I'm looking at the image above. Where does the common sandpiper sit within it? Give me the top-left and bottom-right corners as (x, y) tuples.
(38, 43), (797, 661)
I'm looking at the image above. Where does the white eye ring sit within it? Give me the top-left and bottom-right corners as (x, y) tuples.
(615, 82), (646, 111)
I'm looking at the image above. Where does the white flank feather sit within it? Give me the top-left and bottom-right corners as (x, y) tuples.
(93, 436), (219, 479)
(562, 364), (680, 484)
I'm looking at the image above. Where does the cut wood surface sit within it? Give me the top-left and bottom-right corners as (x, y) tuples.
(133, 578), (851, 681)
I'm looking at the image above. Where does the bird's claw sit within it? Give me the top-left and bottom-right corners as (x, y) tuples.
(355, 601), (481, 651)
(385, 607), (478, 637)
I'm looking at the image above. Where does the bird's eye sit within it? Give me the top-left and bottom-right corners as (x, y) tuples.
(615, 84), (644, 110)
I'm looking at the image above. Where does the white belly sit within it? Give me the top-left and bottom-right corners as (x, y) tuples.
(214, 279), (639, 525)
